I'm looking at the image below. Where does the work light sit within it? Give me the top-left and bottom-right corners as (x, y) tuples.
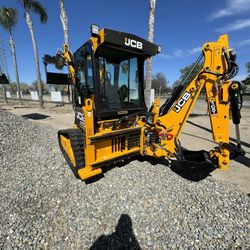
(91, 24), (100, 37)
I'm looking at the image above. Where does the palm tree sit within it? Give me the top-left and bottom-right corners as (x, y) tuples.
(18, 0), (48, 108)
(0, 7), (23, 105)
(145, 0), (156, 108)
(59, 0), (69, 46)
(59, 0), (72, 102)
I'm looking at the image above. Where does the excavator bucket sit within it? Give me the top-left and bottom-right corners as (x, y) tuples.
(171, 149), (216, 181)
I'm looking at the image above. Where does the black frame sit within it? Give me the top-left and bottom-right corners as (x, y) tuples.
(73, 40), (147, 121)
(94, 44), (147, 120)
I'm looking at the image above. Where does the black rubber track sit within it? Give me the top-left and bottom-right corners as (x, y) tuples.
(58, 128), (85, 179)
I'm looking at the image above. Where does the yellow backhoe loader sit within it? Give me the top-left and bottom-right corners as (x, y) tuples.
(43, 25), (245, 181)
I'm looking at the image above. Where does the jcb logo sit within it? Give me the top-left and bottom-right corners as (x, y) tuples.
(125, 38), (143, 49)
(175, 92), (191, 113)
(209, 100), (217, 115)
(76, 112), (84, 122)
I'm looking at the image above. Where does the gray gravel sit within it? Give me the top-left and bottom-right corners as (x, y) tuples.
(0, 109), (249, 249)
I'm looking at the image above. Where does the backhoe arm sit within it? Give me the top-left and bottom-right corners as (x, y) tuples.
(142, 34), (244, 171)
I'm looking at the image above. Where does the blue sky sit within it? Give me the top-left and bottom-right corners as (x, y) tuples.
(0, 0), (249, 85)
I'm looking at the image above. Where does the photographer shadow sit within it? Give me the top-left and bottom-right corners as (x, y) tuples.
(90, 214), (141, 250)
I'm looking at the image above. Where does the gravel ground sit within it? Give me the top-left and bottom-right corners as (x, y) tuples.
(0, 109), (249, 249)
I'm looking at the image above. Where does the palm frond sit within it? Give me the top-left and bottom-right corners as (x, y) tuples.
(18, 0), (31, 10)
(18, 0), (48, 23)
(30, 0), (48, 23)
(0, 7), (18, 32)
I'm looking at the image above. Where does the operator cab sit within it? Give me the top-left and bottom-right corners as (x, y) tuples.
(74, 26), (160, 120)
(43, 25), (160, 121)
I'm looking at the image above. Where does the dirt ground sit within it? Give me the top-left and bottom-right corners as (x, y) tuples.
(1, 98), (249, 194)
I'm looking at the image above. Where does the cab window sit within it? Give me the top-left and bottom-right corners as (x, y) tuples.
(85, 45), (94, 94)
(74, 43), (94, 98)
(74, 48), (86, 94)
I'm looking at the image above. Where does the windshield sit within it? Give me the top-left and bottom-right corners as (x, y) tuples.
(98, 56), (140, 110)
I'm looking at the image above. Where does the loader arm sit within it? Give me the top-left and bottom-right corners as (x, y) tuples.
(43, 44), (75, 85)
(142, 34), (244, 170)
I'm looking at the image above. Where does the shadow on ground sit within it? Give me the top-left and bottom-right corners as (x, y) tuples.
(187, 120), (250, 149)
(90, 214), (141, 250)
(235, 155), (250, 168)
(22, 113), (50, 120)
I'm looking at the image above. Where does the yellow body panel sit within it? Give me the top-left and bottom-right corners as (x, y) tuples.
(90, 29), (105, 53)
(60, 135), (76, 167)
(78, 168), (102, 180)
(72, 98), (142, 180)
(93, 148), (140, 167)
(95, 140), (112, 161)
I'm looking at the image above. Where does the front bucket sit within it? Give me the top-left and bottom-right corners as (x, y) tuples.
(171, 149), (216, 181)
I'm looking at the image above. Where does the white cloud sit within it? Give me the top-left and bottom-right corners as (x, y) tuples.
(158, 46), (201, 59)
(174, 49), (185, 58)
(231, 39), (250, 48)
(208, 0), (250, 20)
(236, 39), (250, 47)
(215, 19), (250, 32)
(158, 53), (174, 59)
(187, 47), (202, 55)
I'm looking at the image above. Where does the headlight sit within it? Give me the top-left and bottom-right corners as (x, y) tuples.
(90, 24), (100, 37)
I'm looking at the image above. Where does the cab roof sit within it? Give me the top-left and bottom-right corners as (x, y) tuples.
(90, 28), (160, 59)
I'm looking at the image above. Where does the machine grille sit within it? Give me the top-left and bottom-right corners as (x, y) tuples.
(112, 130), (140, 152)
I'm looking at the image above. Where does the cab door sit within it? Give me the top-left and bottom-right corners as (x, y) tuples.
(74, 43), (95, 128)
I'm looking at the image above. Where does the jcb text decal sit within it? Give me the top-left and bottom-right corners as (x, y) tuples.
(209, 100), (217, 115)
(125, 38), (143, 50)
(174, 92), (191, 113)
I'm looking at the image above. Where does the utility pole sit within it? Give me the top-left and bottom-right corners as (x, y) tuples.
(145, 0), (156, 108)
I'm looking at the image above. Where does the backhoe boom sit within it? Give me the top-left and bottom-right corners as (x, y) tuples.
(142, 34), (244, 172)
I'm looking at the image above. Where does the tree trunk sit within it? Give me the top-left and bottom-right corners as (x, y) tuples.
(1, 85), (8, 103)
(60, 0), (69, 45)
(9, 30), (22, 105)
(25, 10), (44, 108)
(145, 0), (156, 109)
(59, 0), (72, 102)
